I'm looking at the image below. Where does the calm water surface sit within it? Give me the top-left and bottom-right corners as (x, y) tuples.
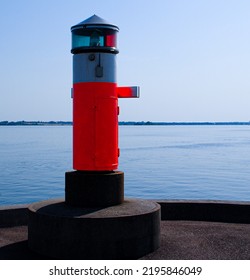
(0, 125), (250, 205)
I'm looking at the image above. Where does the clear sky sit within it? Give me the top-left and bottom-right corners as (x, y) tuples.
(0, 0), (250, 122)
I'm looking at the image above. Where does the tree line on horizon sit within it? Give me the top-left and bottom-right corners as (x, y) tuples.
(1, 121), (250, 126)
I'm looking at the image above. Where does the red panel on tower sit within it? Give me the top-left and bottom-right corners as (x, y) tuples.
(73, 82), (119, 171)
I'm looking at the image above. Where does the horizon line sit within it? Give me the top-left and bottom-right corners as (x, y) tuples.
(1, 120), (250, 126)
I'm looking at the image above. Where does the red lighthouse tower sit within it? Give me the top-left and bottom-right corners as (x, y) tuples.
(71, 15), (138, 171)
(66, 15), (139, 207)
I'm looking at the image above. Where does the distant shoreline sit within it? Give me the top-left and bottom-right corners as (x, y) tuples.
(1, 121), (250, 126)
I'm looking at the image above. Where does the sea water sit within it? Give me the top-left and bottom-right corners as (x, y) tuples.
(0, 125), (250, 205)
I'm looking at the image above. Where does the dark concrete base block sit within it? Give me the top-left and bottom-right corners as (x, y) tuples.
(65, 171), (124, 207)
(28, 198), (161, 259)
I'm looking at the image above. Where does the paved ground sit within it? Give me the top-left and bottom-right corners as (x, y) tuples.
(141, 221), (250, 260)
(1, 220), (250, 260)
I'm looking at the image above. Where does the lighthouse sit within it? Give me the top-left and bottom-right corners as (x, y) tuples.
(71, 14), (139, 171)
(28, 15), (160, 260)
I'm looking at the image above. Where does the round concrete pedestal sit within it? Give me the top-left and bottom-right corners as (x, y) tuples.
(28, 198), (161, 259)
(65, 171), (124, 207)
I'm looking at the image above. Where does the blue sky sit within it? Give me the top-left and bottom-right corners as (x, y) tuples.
(0, 0), (250, 122)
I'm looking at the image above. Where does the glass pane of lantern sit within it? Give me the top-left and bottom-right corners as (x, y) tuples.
(72, 30), (105, 49)
(72, 34), (90, 48)
(106, 34), (116, 47)
(90, 31), (104, 46)
(71, 27), (118, 51)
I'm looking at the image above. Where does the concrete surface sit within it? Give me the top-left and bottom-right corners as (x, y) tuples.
(28, 198), (160, 259)
(65, 171), (124, 207)
(1, 200), (250, 259)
